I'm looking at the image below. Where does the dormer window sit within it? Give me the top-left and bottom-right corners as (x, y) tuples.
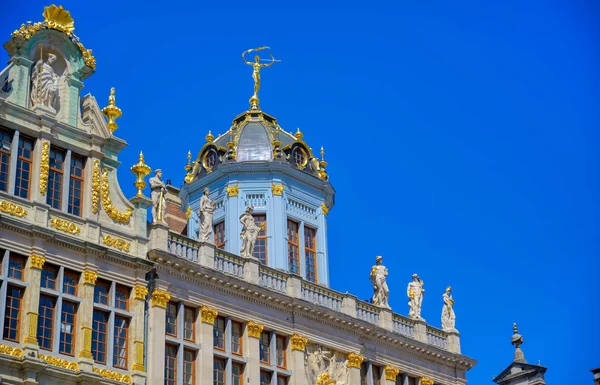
(292, 147), (307, 169)
(203, 149), (217, 173)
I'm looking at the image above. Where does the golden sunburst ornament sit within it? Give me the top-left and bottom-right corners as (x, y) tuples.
(43, 4), (75, 34)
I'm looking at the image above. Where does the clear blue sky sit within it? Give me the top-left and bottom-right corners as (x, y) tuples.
(3, 1), (599, 383)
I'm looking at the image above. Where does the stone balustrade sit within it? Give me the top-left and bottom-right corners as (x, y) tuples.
(162, 229), (459, 353)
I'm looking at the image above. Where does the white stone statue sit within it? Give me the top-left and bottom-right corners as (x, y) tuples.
(407, 273), (425, 320)
(239, 206), (262, 258)
(198, 188), (216, 243)
(149, 169), (167, 223)
(370, 255), (390, 309)
(31, 53), (60, 111)
(441, 286), (456, 331)
(305, 345), (348, 385)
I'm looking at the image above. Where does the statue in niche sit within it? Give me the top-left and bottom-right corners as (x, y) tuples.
(441, 286), (456, 331)
(239, 206), (262, 258)
(305, 345), (348, 385)
(149, 169), (167, 223)
(31, 53), (60, 111)
(198, 188), (216, 243)
(407, 273), (425, 320)
(370, 255), (390, 309)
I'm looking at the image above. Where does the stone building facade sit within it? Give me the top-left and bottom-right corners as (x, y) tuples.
(0, 5), (476, 385)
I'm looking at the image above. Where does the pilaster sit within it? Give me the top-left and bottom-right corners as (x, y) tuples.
(21, 254), (45, 356)
(77, 269), (97, 372)
(384, 365), (400, 385)
(246, 321), (264, 385)
(7, 130), (19, 193)
(347, 352), (364, 384)
(131, 285), (148, 378)
(6, 55), (33, 107)
(226, 189), (240, 254)
(290, 333), (308, 385)
(64, 75), (83, 127)
(198, 305), (218, 385)
(147, 287), (170, 384)
(270, 184), (286, 271)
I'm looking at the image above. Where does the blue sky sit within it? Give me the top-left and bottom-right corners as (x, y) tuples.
(3, 1), (599, 383)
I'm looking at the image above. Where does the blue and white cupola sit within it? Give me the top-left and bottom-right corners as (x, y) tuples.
(180, 106), (335, 286)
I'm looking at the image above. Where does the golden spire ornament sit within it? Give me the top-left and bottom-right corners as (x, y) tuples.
(101, 87), (122, 133)
(130, 151), (151, 197)
(185, 151), (193, 173)
(242, 47), (280, 110)
(206, 130), (214, 142)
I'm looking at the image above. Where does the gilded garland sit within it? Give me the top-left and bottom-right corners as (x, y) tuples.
(102, 235), (131, 252)
(101, 168), (133, 223)
(49, 217), (80, 235)
(0, 200), (28, 218)
(11, 5), (96, 69)
(38, 353), (78, 371)
(91, 160), (100, 213)
(39, 141), (49, 195)
(93, 367), (132, 384)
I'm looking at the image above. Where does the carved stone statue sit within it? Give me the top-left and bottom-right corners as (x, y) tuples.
(305, 345), (348, 385)
(149, 169), (167, 223)
(441, 286), (456, 331)
(407, 274), (425, 320)
(198, 188), (216, 243)
(370, 255), (390, 309)
(239, 206), (262, 258)
(31, 53), (60, 111)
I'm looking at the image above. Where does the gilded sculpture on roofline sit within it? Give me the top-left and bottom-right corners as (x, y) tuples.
(370, 255), (390, 309)
(31, 52), (60, 111)
(239, 206), (263, 258)
(149, 169), (167, 223)
(408, 273), (425, 320)
(242, 46), (279, 110)
(305, 344), (349, 385)
(441, 286), (457, 331)
(198, 188), (216, 243)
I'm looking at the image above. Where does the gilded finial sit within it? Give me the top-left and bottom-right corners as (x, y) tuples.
(101, 87), (122, 133)
(43, 5), (75, 34)
(294, 128), (303, 140)
(511, 322), (526, 362)
(206, 131), (214, 142)
(130, 151), (151, 197)
(185, 151), (193, 173)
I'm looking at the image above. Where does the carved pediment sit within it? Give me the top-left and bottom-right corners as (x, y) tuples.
(80, 93), (111, 139)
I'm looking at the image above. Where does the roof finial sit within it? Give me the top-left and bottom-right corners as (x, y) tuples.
(294, 128), (303, 140)
(511, 323), (526, 362)
(101, 87), (122, 134)
(242, 46), (280, 111)
(206, 130), (214, 143)
(185, 151), (193, 173)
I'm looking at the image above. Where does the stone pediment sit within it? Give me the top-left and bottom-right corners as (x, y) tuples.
(80, 93), (112, 139)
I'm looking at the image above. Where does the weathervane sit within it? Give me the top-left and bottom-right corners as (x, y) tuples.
(242, 46), (280, 110)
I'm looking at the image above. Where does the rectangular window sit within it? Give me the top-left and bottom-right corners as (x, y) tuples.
(259, 331), (270, 364)
(115, 285), (129, 311)
(407, 377), (417, 385)
(37, 294), (56, 350)
(260, 371), (272, 385)
(231, 321), (243, 355)
(276, 335), (286, 368)
(47, 147), (65, 209)
(60, 300), (77, 355)
(232, 363), (244, 385)
(166, 301), (178, 336)
(360, 363), (368, 385)
(214, 221), (226, 249)
(113, 316), (128, 369)
(8, 253), (26, 280)
(304, 226), (317, 283)
(213, 358), (226, 385)
(184, 349), (196, 385)
(184, 306), (195, 342)
(3, 285), (23, 341)
(253, 214), (268, 264)
(62, 270), (79, 296)
(92, 310), (108, 364)
(277, 376), (288, 385)
(14, 135), (33, 198)
(93, 279), (110, 305)
(0, 128), (12, 192)
(41, 264), (58, 290)
(287, 219), (300, 274)
(213, 316), (226, 350)
(373, 365), (382, 385)
(68, 154), (84, 216)
(165, 344), (177, 385)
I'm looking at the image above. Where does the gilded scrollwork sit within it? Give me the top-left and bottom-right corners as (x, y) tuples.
(151, 289), (170, 309)
(38, 353), (78, 371)
(227, 185), (239, 197)
(0, 200), (28, 217)
(384, 365), (400, 381)
(39, 141), (50, 195)
(30, 254), (46, 269)
(0, 343), (23, 358)
(91, 160), (100, 213)
(201, 305), (219, 325)
(101, 168), (133, 224)
(102, 234), (131, 252)
(247, 320), (264, 338)
(49, 217), (80, 235)
(271, 184), (284, 196)
(92, 367), (132, 383)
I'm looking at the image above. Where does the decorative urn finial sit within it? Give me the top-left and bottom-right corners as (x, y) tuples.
(511, 323), (526, 362)
(206, 130), (214, 143)
(130, 151), (151, 197)
(101, 87), (122, 133)
(294, 128), (303, 140)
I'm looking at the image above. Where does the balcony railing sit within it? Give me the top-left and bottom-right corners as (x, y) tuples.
(427, 326), (448, 350)
(356, 300), (380, 325)
(215, 250), (245, 278)
(393, 314), (415, 337)
(301, 280), (343, 312)
(258, 265), (287, 293)
(167, 233), (199, 263)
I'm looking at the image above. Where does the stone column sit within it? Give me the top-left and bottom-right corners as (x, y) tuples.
(270, 183), (286, 271)
(226, 186), (240, 254)
(147, 287), (170, 384)
(77, 270), (97, 372)
(131, 285), (148, 384)
(384, 365), (400, 385)
(289, 334), (308, 385)
(21, 254), (45, 356)
(447, 330), (461, 354)
(347, 353), (365, 384)
(246, 320), (264, 385)
(414, 319), (427, 344)
(198, 305), (218, 385)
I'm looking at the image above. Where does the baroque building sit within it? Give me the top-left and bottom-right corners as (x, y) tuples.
(0, 5), (476, 385)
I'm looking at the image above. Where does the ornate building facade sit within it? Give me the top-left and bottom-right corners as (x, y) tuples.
(0, 5), (476, 385)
